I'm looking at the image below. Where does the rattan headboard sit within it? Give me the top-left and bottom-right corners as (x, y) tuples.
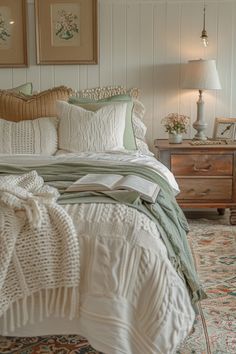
(0, 85), (139, 122)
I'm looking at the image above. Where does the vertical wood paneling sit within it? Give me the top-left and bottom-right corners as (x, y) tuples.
(12, 69), (27, 87)
(99, 1), (113, 87)
(54, 66), (78, 89)
(126, 3), (141, 88)
(165, 2), (181, 135)
(231, 1), (236, 116)
(78, 66), (88, 90)
(203, 2), (218, 137)
(0, 0), (236, 149)
(26, 1), (40, 92)
(111, 3), (127, 86)
(140, 3), (154, 145)
(180, 2), (203, 139)
(87, 65), (100, 89)
(0, 69), (13, 89)
(153, 3), (167, 140)
(216, 2), (233, 118)
(39, 66), (55, 91)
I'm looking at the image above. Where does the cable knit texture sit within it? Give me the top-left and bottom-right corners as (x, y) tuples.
(0, 117), (58, 155)
(1, 201), (194, 353)
(62, 203), (195, 354)
(0, 171), (80, 334)
(57, 101), (127, 152)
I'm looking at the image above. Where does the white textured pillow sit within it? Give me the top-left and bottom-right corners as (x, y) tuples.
(0, 117), (58, 155)
(133, 114), (147, 140)
(57, 101), (127, 152)
(136, 138), (154, 156)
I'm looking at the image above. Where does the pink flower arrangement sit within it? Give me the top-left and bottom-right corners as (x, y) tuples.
(161, 113), (190, 134)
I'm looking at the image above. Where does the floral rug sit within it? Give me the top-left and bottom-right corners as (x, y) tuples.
(0, 215), (235, 354)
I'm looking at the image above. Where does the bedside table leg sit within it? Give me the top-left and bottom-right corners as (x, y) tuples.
(230, 208), (236, 225)
(217, 208), (225, 216)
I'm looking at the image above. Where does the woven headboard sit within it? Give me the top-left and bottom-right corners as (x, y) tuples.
(0, 86), (72, 122)
(0, 86), (139, 122)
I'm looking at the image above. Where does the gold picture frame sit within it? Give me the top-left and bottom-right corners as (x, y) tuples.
(213, 117), (236, 141)
(35, 0), (98, 65)
(0, 0), (28, 67)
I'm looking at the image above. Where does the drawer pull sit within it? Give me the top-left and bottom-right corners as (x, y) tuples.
(193, 164), (212, 172)
(199, 189), (210, 196)
(186, 188), (210, 196)
(187, 188), (195, 193)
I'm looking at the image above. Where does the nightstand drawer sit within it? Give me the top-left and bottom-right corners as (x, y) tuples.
(171, 154), (233, 176)
(176, 178), (232, 200)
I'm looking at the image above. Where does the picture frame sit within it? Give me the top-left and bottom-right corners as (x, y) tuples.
(35, 0), (98, 65)
(213, 117), (236, 141)
(0, 0), (28, 67)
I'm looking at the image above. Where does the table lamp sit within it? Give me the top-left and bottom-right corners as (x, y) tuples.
(182, 59), (221, 140)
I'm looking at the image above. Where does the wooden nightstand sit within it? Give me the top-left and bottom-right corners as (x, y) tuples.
(154, 139), (236, 225)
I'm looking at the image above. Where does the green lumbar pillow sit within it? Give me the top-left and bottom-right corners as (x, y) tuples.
(68, 94), (136, 150)
(9, 82), (33, 95)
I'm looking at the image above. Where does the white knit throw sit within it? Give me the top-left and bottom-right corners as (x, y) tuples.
(0, 171), (80, 334)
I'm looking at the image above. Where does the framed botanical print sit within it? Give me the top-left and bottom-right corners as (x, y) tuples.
(0, 0), (28, 67)
(35, 0), (98, 65)
(213, 117), (236, 141)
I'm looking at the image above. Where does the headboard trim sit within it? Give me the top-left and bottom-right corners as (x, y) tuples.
(73, 86), (140, 100)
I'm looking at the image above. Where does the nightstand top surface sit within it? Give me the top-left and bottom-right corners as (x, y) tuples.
(154, 139), (236, 150)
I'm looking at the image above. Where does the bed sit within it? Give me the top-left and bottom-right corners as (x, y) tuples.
(0, 86), (205, 354)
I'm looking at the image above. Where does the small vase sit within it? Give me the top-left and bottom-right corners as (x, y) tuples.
(59, 31), (73, 40)
(168, 133), (183, 144)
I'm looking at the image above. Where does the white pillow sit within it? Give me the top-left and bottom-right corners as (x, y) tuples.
(0, 117), (58, 155)
(57, 101), (127, 152)
(131, 99), (147, 142)
(132, 114), (147, 140)
(136, 138), (154, 156)
(133, 99), (146, 120)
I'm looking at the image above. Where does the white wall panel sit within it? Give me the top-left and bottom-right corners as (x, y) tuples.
(0, 70), (12, 89)
(216, 2), (233, 118)
(126, 3), (141, 89)
(231, 1), (236, 117)
(153, 3), (167, 141)
(140, 3), (154, 143)
(112, 3), (127, 86)
(0, 0), (236, 150)
(99, 1), (113, 87)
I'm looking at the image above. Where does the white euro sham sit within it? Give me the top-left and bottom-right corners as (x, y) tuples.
(57, 101), (127, 153)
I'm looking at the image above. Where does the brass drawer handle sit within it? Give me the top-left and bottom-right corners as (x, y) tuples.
(193, 164), (212, 172)
(187, 188), (210, 196)
(187, 188), (195, 193)
(199, 189), (210, 196)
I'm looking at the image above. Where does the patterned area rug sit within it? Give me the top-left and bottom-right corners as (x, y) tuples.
(178, 215), (236, 354)
(0, 215), (235, 354)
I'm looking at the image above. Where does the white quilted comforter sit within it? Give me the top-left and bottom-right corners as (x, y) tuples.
(0, 151), (195, 354)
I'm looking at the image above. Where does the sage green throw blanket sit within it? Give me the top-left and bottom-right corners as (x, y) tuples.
(0, 161), (206, 303)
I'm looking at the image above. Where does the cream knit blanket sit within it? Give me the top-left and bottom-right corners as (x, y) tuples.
(0, 171), (80, 334)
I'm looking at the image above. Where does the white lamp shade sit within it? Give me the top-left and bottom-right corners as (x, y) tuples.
(182, 59), (221, 90)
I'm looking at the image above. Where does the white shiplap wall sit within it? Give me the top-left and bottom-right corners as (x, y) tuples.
(0, 0), (236, 150)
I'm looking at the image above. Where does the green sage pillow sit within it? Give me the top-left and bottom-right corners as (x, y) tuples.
(68, 94), (136, 150)
(9, 82), (33, 95)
